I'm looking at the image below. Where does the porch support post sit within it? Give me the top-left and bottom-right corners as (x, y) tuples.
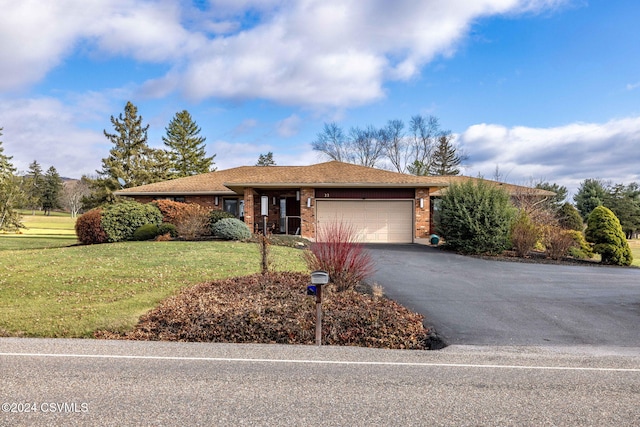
(300, 187), (315, 240)
(415, 188), (430, 239)
(243, 187), (255, 233)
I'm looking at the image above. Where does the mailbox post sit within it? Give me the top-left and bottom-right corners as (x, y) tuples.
(310, 270), (329, 346)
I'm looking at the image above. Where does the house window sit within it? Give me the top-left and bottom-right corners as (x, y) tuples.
(223, 199), (244, 219)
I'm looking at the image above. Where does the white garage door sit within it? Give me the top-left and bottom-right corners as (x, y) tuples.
(316, 200), (414, 243)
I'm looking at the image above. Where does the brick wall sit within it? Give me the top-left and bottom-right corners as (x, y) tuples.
(415, 188), (430, 239)
(300, 187), (315, 240)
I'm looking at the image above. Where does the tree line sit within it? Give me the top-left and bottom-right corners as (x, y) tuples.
(312, 115), (467, 176)
(1, 104), (639, 238)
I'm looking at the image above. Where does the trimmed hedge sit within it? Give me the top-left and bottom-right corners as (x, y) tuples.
(75, 209), (108, 245)
(133, 224), (160, 241)
(101, 201), (163, 243)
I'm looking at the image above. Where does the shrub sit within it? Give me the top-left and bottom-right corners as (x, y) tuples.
(437, 180), (516, 255)
(101, 201), (163, 243)
(558, 202), (584, 231)
(209, 210), (236, 226)
(543, 226), (577, 260)
(211, 218), (251, 241)
(157, 223), (178, 238)
(174, 204), (211, 240)
(304, 221), (374, 292)
(132, 224), (160, 241)
(585, 206), (633, 266)
(75, 209), (108, 245)
(510, 210), (541, 257)
(566, 230), (594, 259)
(153, 199), (192, 224)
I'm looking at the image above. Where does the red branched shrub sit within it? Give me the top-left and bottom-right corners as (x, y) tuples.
(304, 221), (374, 292)
(75, 209), (108, 245)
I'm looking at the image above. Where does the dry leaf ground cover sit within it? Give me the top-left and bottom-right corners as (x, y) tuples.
(97, 271), (436, 350)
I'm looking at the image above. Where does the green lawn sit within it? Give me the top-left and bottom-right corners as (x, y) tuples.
(0, 240), (308, 337)
(629, 239), (640, 267)
(0, 211), (78, 250)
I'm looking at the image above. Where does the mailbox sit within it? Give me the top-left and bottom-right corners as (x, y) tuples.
(310, 271), (329, 285)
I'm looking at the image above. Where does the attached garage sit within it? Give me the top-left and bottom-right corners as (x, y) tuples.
(316, 200), (414, 243)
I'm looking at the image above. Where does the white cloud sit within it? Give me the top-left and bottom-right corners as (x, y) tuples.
(0, 0), (568, 107)
(626, 82), (640, 91)
(459, 116), (640, 194)
(0, 97), (107, 178)
(232, 119), (259, 136)
(275, 114), (302, 138)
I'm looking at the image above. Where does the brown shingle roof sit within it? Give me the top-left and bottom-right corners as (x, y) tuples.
(114, 161), (553, 196)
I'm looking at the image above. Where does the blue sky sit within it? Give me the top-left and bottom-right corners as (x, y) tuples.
(1, 0), (638, 196)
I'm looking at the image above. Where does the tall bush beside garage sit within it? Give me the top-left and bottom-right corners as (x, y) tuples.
(437, 180), (516, 255)
(101, 201), (163, 242)
(585, 206), (633, 266)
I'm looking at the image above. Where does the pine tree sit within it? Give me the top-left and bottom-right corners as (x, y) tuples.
(25, 160), (44, 214)
(573, 179), (606, 219)
(256, 152), (276, 166)
(0, 128), (23, 231)
(41, 166), (63, 215)
(429, 133), (464, 176)
(163, 110), (215, 178)
(91, 102), (167, 205)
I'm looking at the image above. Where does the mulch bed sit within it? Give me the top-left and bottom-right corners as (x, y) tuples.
(96, 272), (444, 350)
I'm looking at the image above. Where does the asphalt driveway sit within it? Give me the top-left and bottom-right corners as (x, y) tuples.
(367, 244), (640, 347)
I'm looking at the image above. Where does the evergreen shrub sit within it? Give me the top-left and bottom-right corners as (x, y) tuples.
(585, 206), (633, 266)
(209, 210), (236, 226)
(211, 218), (251, 240)
(133, 224), (160, 241)
(158, 223), (178, 238)
(101, 201), (163, 242)
(566, 230), (594, 259)
(437, 180), (516, 254)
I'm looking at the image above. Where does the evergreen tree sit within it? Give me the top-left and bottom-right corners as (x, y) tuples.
(0, 128), (23, 231)
(604, 183), (640, 238)
(256, 152), (276, 166)
(41, 166), (63, 215)
(162, 110), (215, 177)
(428, 133), (464, 175)
(585, 206), (633, 266)
(25, 160), (44, 214)
(557, 202), (584, 231)
(91, 101), (166, 205)
(573, 179), (606, 219)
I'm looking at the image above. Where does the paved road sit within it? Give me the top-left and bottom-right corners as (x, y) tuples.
(1, 338), (639, 426)
(367, 244), (640, 346)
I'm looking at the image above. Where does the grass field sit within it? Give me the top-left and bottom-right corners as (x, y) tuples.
(0, 210), (308, 337)
(0, 211), (78, 250)
(629, 238), (640, 267)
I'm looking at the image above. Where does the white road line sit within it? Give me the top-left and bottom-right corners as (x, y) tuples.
(1, 352), (639, 372)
